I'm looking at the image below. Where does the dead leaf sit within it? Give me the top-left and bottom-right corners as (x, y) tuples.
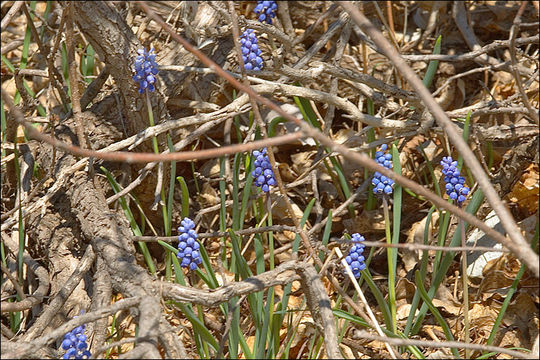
(469, 303), (498, 329)
(477, 271), (514, 300)
(396, 303), (419, 321)
(507, 164), (539, 215)
(432, 298), (462, 316)
(395, 277), (416, 302)
(290, 151), (315, 177)
(344, 210), (385, 234)
(403, 211), (439, 272)
(278, 163), (297, 183)
(271, 194), (304, 222)
(199, 158), (220, 178)
(197, 182), (219, 207)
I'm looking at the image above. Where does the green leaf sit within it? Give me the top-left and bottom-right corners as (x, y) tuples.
(422, 35), (442, 88)
(414, 270), (459, 358)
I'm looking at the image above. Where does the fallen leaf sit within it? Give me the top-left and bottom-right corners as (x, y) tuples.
(403, 211), (439, 272)
(506, 164), (539, 215)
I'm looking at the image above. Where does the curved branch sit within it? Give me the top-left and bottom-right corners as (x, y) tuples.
(22, 245), (96, 340)
(3, 297), (142, 359)
(1, 233), (49, 314)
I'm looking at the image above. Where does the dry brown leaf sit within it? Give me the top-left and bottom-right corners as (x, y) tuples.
(286, 316), (316, 357)
(197, 182), (219, 207)
(278, 163), (297, 183)
(477, 271), (515, 301)
(271, 194), (303, 222)
(199, 158), (221, 178)
(332, 127), (356, 144)
(290, 151), (315, 177)
(396, 303), (418, 321)
(507, 164), (539, 215)
(403, 211), (439, 272)
(339, 343), (356, 359)
(395, 277), (416, 302)
(469, 303), (498, 329)
(344, 210), (385, 235)
(432, 298), (462, 316)
(273, 229), (296, 244)
(319, 179), (339, 209)
(504, 292), (538, 334)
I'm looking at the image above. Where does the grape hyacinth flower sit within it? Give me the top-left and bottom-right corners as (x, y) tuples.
(252, 148), (276, 192)
(177, 218), (202, 271)
(240, 29), (263, 71)
(253, 0), (278, 24)
(371, 144), (394, 195)
(61, 323), (91, 359)
(133, 48), (159, 94)
(344, 233), (366, 279)
(440, 156), (470, 206)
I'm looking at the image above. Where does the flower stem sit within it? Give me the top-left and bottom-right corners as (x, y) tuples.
(266, 192), (274, 270)
(460, 217), (470, 358)
(145, 89), (160, 155)
(382, 196), (396, 333)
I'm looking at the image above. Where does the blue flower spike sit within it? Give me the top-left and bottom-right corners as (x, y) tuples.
(133, 48), (159, 94)
(251, 148), (276, 192)
(177, 218), (203, 271)
(440, 156), (470, 206)
(253, 0), (278, 24)
(62, 322), (91, 359)
(240, 29), (263, 71)
(371, 144), (394, 195)
(344, 233), (366, 279)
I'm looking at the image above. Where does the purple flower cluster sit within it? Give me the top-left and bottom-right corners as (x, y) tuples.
(252, 148), (276, 192)
(372, 144), (394, 195)
(61, 323), (91, 359)
(254, 1), (277, 24)
(240, 29), (263, 71)
(440, 156), (470, 206)
(133, 48), (159, 94)
(344, 233), (366, 279)
(177, 218), (202, 271)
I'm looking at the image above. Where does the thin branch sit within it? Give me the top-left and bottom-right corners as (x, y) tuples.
(134, 225), (300, 242)
(508, 1), (539, 124)
(336, 239), (511, 254)
(4, 296), (142, 359)
(1, 90), (302, 163)
(22, 245), (96, 340)
(401, 35), (538, 65)
(65, 2), (88, 149)
(346, 331), (531, 359)
(21, 2), (70, 109)
(1, 1), (24, 31)
(1, 232), (49, 314)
